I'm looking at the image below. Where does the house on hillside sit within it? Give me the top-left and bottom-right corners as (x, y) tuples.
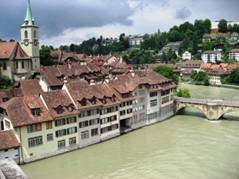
(229, 49), (239, 62)
(182, 51), (192, 60)
(201, 51), (222, 63)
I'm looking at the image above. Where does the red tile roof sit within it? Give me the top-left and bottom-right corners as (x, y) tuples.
(0, 96), (52, 127)
(0, 130), (20, 150)
(20, 79), (43, 96)
(42, 90), (78, 118)
(0, 41), (29, 60)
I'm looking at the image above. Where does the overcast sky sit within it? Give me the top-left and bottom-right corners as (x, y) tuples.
(0, 0), (238, 47)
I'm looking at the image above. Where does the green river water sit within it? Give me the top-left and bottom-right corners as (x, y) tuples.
(22, 84), (239, 179)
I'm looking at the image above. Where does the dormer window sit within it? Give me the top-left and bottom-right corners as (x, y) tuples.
(100, 96), (107, 104)
(67, 105), (74, 112)
(79, 98), (87, 106)
(112, 95), (116, 102)
(31, 108), (41, 117)
(90, 97), (97, 105)
(54, 106), (64, 114)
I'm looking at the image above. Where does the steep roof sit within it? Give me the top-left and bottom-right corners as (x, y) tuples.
(0, 96), (52, 127)
(20, 79), (43, 96)
(42, 90), (77, 118)
(0, 41), (29, 60)
(0, 130), (20, 150)
(66, 80), (121, 109)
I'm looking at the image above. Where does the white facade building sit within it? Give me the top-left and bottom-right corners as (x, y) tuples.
(201, 51), (222, 63)
(128, 35), (144, 46)
(182, 51), (192, 60)
(229, 49), (239, 62)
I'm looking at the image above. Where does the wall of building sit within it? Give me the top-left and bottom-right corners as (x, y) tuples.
(0, 148), (19, 163)
(78, 109), (101, 147)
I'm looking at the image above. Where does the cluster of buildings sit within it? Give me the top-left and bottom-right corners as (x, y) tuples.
(174, 60), (239, 86)
(0, 0), (177, 164)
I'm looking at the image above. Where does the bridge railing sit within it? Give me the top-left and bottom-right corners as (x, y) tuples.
(173, 97), (239, 107)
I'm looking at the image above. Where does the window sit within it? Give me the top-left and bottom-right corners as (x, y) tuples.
(101, 127), (109, 134)
(47, 134), (53, 142)
(66, 117), (77, 124)
(81, 131), (89, 140)
(69, 137), (76, 146)
(89, 119), (99, 126)
(110, 115), (117, 122)
(34, 30), (37, 38)
(46, 121), (52, 129)
(120, 110), (126, 116)
(79, 121), (88, 128)
(28, 136), (43, 148)
(67, 127), (77, 135)
(127, 101), (132, 106)
(127, 109), (133, 114)
(21, 61), (25, 69)
(55, 118), (66, 127)
(3, 62), (7, 70)
(150, 100), (158, 107)
(111, 124), (119, 131)
(100, 118), (108, 124)
(55, 129), (67, 137)
(58, 140), (65, 149)
(25, 30), (28, 39)
(27, 124), (42, 133)
(91, 128), (98, 136)
(31, 108), (41, 117)
(150, 92), (158, 97)
(15, 62), (18, 69)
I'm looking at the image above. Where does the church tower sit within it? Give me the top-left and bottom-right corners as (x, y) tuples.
(20, 0), (40, 71)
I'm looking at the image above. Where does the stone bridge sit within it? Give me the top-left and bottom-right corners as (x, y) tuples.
(174, 97), (239, 120)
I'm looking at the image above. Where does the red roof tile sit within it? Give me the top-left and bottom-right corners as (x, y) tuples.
(0, 130), (20, 150)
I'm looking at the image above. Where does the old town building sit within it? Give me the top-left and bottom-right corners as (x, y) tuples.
(0, 71), (176, 164)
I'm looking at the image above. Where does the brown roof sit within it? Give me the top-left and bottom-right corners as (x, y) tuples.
(66, 80), (121, 109)
(0, 41), (29, 60)
(40, 63), (105, 87)
(0, 130), (20, 150)
(42, 90), (77, 118)
(0, 96), (52, 127)
(110, 71), (174, 94)
(20, 80), (43, 96)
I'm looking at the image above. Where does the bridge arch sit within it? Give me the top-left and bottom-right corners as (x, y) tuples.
(218, 107), (239, 119)
(176, 103), (210, 119)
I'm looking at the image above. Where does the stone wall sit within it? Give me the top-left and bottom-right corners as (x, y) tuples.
(0, 159), (27, 179)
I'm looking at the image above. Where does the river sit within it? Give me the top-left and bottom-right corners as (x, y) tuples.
(22, 84), (239, 179)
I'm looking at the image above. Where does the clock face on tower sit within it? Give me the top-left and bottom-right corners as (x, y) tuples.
(24, 39), (29, 46)
(34, 40), (38, 46)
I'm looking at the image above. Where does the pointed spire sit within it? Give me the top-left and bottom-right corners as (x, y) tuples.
(24, 0), (34, 25)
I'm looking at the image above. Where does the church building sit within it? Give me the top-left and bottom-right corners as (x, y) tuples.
(0, 0), (40, 81)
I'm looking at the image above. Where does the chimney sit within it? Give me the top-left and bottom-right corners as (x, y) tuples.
(63, 76), (68, 84)
(68, 62), (72, 69)
(130, 69), (135, 77)
(90, 79), (95, 86)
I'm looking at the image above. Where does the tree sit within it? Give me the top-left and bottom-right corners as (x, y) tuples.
(190, 70), (209, 85)
(40, 45), (53, 66)
(154, 65), (179, 84)
(228, 69), (239, 84)
(204, 19), (212, 33)
(218, 19), (228, 33)
(176, 88), (191, 98)
(0, 76), (12, 89)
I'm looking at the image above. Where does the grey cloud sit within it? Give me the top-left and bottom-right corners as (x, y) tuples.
(0, 0), (134, 40)
(175, 7), (192, 20)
